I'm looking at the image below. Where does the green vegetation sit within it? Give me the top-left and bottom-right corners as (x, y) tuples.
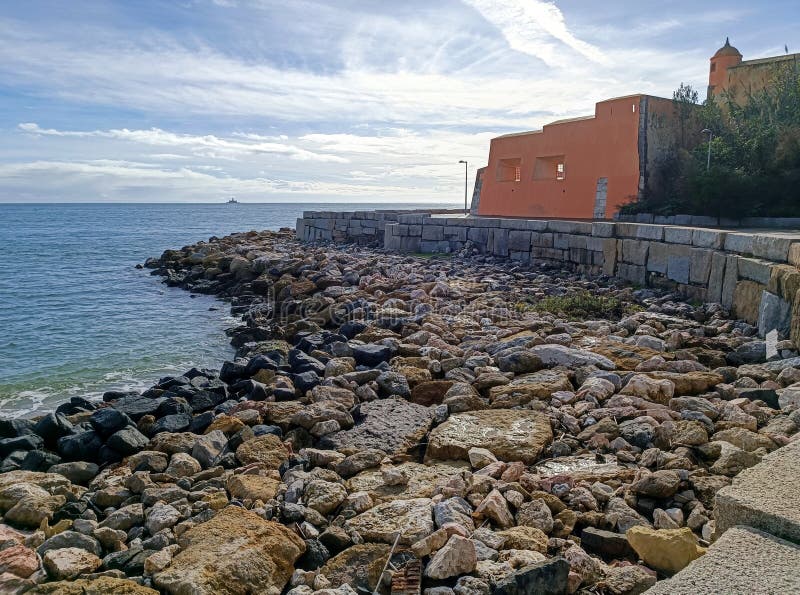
(623, 64), (800, 218)
(517, 290), (641, 320)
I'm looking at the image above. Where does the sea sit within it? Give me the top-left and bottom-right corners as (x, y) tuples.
(0, 202), (456, 418)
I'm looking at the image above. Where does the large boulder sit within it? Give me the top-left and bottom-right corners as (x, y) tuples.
(319, 543), (391, 592)
(529, 345), (615, 370)
(344, 498), (434, 545)
(319, 398), (434, 457)
(425, 410), (553, 464)
(626, 526), (704, 574)
(489, 370), (572, 407)
(153, 506), (305, 595)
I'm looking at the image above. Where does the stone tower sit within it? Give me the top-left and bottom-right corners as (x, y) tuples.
(708, 37), (743, 100)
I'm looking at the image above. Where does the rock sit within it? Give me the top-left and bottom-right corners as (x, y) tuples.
(580, 527), (635, 559)
(43, 547), (101, 580)
(352, 344), (392, 367)
(709, 441), (761, 476)
(346, 461), (468, 503)
(489, 370), (573, 407)
(605, 498), (650, 533)
(344, 498), (434, 545)
(620, 375), (675, 404)
(630, 470), (681, 498)
(516, 499), (554, 534)
(0, 544), (38, 578)
(426, 409), (552, 464)
(496, 527), (548, 553)
(25, 576), (158, 594)
(375, 371), (411, 398)
(529, 344), (615, 370)
(100, 503), (144, 531)
(491, 557), (570, 595)
(305, 480), (348, 515)
(598, 564), (656, 595)
(711, 427), (775, 452)
(410, 381), (455, 406)
(495, 350), (544, 374)
(626, 526), (704, 574)
(226, 474), (280, 501)
(319, 398), (434, 457)
(153, 506), (305, 595)
(235, 434), (289, 470)
(90, 408), (132, 438)
(107, 427), (149, 455)
(47, 461), (99, 485)
(474, 489), (515, 529)
(468, 447), (498, 469)
(434, 497), (475, 532)
(38, 531), (102, 557)
(145, 502), (181, 534)
(4, 493), (66, 528)
(425, 535), (477, 580)
(165, 452), (201, 477)
(319, 543), (390, 592)
(192, 430), (228, 468)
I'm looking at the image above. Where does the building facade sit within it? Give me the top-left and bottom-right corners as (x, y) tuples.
(472, 40), (797, 220)
(708, 38), (799, 104)
(475, 94), (682, 219)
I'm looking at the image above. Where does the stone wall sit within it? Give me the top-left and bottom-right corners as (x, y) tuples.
(296, 211), (800, 346)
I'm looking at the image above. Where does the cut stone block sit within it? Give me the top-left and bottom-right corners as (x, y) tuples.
(715, 439), (800, 542)
(664, 227), (693, 245)
(645, 526), (800, 595)
(738, 258), (773, 285)
(689, 248), (713, 285)
(758, 291), (792, 338)
(752, 235), (795, 262)
(707, 252), (727, 304)
(692, 228), (726, 249)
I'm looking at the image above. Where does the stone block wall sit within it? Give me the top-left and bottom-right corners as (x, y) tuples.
(297, 211), (800, 346)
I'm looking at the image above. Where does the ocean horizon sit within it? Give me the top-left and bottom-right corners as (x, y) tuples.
(0, 201), (457, 418)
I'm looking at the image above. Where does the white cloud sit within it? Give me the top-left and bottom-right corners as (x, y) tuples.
(462, 0), (608, 66)
(19, 123), (349, 163)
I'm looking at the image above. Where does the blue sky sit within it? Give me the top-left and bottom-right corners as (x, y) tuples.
(0, 0), (796, 203)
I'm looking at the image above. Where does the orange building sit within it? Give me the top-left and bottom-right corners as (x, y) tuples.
(708, 38), (799, 104)
(475, 94), (681, 219)
(474, 40), (797, 220)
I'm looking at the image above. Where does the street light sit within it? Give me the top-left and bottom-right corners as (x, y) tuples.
(701, 129), (713, 171)
(458, 160), (468, 216)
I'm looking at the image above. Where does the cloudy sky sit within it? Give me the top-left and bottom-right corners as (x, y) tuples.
(0, 0), (796, 203)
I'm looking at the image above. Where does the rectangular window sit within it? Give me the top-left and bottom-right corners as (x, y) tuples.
(496, 157), (522, 182)
(533, 155), (566, 181)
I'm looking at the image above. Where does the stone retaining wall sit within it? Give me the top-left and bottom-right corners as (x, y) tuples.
(616, 212), (800, 229)
(296, 211), (800, 347)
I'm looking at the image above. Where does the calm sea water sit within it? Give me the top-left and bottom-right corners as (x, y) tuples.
(0, 202), (454, 418)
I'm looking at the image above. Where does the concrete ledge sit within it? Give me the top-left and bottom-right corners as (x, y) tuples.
(644, 526), (800, 594)
(715, 439), (800, 543)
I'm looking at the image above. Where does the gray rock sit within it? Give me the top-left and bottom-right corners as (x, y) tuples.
(319, 398), (434, 457)
(492, 557), (570, 595)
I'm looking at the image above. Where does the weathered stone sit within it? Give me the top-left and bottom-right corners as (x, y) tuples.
(426, 410), (552, 464)
(319, 398), (434, 457)
(344, 498), (433, 545)
(626, 526), (704, 574)
(25, 576), (158, 594)
(153, 506), (305, 595)
(226, 474), (280, 502)
(425, 535), (477, 580)
(529, 345), (615, 370)
(492, 558), (570, 595)
(319, 543), (390, 592)
(42, 547), (101, 580)
(235, 434), (289, 470)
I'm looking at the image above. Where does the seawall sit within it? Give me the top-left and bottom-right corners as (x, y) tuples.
(297, 211), (800, 348)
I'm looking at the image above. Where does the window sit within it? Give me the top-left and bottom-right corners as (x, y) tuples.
(496, 157), (522, 182)
(533, 155), (566, 181)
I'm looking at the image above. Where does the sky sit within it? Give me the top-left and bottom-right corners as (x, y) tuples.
(0, 0), (797, 203)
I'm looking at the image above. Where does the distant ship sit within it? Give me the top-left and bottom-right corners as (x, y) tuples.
(226, 197), (239, 204)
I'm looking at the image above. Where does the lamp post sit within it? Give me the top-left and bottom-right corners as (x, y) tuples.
(458, 160), (468, 216)
(701, 129), (713, 171)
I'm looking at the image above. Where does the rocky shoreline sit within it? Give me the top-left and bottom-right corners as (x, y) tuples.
(1, 227), (799, 594)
